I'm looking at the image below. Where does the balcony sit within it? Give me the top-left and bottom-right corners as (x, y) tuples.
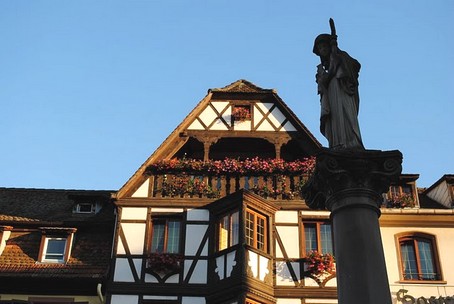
(145, 157), (315, 201)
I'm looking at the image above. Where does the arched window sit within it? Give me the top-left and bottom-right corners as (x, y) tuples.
(396, 232), (442, 281)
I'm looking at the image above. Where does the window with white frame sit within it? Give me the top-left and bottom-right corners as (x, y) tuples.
(73, 202), (97, 214)
(42, 237), (68, 263)
(39, 228), (75, 264)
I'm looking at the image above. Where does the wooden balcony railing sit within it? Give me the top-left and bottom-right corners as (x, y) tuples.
(149, 173), (308, 200)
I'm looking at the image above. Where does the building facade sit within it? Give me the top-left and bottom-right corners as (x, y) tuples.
(105, 80), (454, 304)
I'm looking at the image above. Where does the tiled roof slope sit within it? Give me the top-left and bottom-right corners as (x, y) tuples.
(0, 188), (113, 223)
(0, 188), (115, 280)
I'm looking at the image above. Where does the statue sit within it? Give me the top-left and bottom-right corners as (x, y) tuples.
(314, 19), (365, 150)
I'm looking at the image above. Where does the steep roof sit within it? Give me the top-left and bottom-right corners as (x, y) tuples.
(116, 80), (322, 198)
(0, 188), (115, 284)
(0, 187), (113, 224)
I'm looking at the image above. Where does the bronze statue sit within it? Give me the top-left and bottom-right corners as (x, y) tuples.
(314, 19), (364, 150)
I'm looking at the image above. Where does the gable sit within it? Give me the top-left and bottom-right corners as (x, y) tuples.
(117, 80), (321, 199)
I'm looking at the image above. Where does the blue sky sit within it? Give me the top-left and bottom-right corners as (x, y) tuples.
(1, 0), (453, 190)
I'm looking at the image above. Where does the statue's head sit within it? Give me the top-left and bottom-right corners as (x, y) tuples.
(313, 34), (332, 56)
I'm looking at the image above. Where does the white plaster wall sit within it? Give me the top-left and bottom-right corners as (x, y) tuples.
(300, 210), (331, 217)
(188, 119), (204, 130)
(275, 261), (299, 286)
(248, 250), (259, 279)
(151, 207), (184, 213)
(259, 255), (270, 281)
(182, 297), (206, 304)
(233, 120), (251, 131)
(267, 107), (286, 129)
(185, 225), (208, 256)
(215, 255), (225, 280)
(281, 121), (297, 131)
(121, 207), (148, 220)
(276, 226), (300, 258)
(131, 179), (149, 198)
(246, 251), (269, 281)
(211, 118), (229, 130)
(226, 250), (237, 277)
(184, 260), (207, 284)
(305, 299), (338, 303)
(198, 106), (217, 126)
(113, 258), (142, 282)
(120, 223), (146, 254)
(187, 209), (210, 221)
(275, 210), (298, 223)
(111, 295), (138, 304)
(276, 299), (303, 304)
(143, 295), (178, 300)
(114, 258), (134, 282)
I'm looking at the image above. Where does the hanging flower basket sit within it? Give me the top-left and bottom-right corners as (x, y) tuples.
(305, 251), (335, 278)
(232, 106), (251, 121)
(146, 252), (183, 273)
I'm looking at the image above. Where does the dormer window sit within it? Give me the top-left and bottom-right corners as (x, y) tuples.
(42, 237), (67, 262)
(73, 202), (97, 214)
(38, 227), (76, 264)
(385, 183), (416, 208)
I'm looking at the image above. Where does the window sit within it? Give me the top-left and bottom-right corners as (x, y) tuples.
(42, 237), (67, 263)
(73, 203), (96, 214)
(150, 218), (181, 253)
(303, 222), (333, 255)
(218, 210), (239, 251)
(245, 209), (267, 252)
(38, 228), (75, 264)
(398, 233), (441, 281)
(386, 184), (416, 208)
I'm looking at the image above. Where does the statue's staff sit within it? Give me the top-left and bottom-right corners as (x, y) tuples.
(329, 18), (337, 40)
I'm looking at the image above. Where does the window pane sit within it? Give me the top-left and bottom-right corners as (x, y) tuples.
(151, 222), (165, 253)
(304, 224), (317, 252)
(256, 216), (265, 250)
(320, 224), (333, 255)
(219, 215), (229, 250)
(418, 240), (436, 280)
(245, 211), (254, 247)
(45, 239), (66, 260)
(231, 211), (239, 246)
(167, 221), (180, 253)
(400, 241), (418, 280)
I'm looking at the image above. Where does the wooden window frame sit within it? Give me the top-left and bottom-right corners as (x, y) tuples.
(149, 217), (182, 254)
(396, 232), (443, 282)
(387, 183), (415, 201)
(217, 210), (239, 251)
(38, 229), (75, 264)
(302, 221), (333, 255)
(245, 208), (268, 253)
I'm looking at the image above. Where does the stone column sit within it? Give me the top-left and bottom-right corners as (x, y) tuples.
(302, 148), (402, 304)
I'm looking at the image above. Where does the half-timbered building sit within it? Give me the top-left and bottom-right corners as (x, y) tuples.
(104, 79), (454, 304)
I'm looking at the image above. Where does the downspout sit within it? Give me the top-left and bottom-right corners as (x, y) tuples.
(97, 283), (104, 304)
